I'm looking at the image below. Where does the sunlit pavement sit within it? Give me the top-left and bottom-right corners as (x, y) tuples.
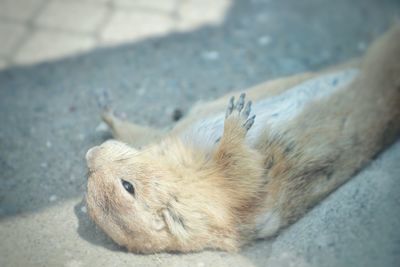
(0, 0), (230, 68)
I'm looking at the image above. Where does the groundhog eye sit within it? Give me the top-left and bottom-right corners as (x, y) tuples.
(121, 179), (135, 195)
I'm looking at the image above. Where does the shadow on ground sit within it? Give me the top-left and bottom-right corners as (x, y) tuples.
(73, 199), (122, 252)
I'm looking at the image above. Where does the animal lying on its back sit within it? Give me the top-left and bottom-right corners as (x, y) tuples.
(85, 26), (400, 253)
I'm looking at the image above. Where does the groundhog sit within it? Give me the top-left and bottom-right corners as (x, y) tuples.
(85, 25), (400, 253)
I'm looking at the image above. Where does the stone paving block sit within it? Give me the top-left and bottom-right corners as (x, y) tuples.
(14, 30), (95, 64)
(112, 0), (177, 13)
(177, 0), (231, 31)
(35, 0), (108, 33)
(0, 0), (44, 22)
(0, 21), (27, 56)
(100, 10), (174, 44)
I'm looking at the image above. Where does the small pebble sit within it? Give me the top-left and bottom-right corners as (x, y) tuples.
(81, 206), (87, 213)
(137, 87), (146, 96)
(172, 108), (183, 121)
(95, 122), (109, 132)
(49, 195), (57, 202)
(77, 133), (85, 141)
(258, 35), (272, 46)
(256, 13), (268, 23)
(46, 141), (52, 148)
(202, 51), (220, 61)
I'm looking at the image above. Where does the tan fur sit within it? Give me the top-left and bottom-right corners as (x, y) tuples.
(85, 25), (400, 253)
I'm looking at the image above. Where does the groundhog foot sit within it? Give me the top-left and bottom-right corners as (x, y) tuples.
(224, 93), (256, 138)
(214, 93), (263, 196)
(95, 89), (112, 111)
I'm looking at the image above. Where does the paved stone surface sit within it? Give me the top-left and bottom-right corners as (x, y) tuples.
(14, 30), (95, 64)
(0, 0), (231, 69)
(177, 0), (230, 31)
(113, 0), (178, 12)
(0, 0), (399, 266)
(100, 9), (174, 44)
(0, 22), (27, 57)
(0, 0), (45, 22)
(35, 0), (108, 33)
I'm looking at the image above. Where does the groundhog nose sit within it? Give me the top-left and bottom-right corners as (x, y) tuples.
(86, 146), (100, 170)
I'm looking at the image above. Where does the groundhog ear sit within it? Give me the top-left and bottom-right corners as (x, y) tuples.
(152, 213), (166, 231)
(162, 207), (188, 240)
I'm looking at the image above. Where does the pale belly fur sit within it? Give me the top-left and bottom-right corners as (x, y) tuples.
(180, 68), (359, 236)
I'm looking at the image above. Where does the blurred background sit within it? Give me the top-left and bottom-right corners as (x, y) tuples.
(1, 0), (398, 70)
(0, 0), (231, 68)
(1, 0), (400, 267)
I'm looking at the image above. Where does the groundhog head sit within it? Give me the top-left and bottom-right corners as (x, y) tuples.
(85, 139), (240, 253)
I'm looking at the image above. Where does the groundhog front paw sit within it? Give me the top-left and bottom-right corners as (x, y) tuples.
(215, 93), (261, 178)
(225, 93), (256, 133)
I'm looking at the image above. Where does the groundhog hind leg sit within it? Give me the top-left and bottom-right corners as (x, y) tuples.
(95, 90), (163, 147)
(101, 109), (163, 148)
(213, 93), (265, 202)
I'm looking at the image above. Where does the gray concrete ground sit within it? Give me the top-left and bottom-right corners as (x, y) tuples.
(1, 0), (400, 266)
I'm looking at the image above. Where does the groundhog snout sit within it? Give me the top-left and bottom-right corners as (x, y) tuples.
(86, 140), (127, 171)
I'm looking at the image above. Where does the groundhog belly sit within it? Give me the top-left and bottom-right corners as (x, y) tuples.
(180, 68), (359, 150)
(179, 68), (360, 235)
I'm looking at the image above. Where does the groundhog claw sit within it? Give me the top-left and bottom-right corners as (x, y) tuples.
(226, 96), (235, 118)
(243, 100), (252, 119)
(244, 115), (256, 130)
(225, 93), (256, 132)
(236, 93), (245, 112)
